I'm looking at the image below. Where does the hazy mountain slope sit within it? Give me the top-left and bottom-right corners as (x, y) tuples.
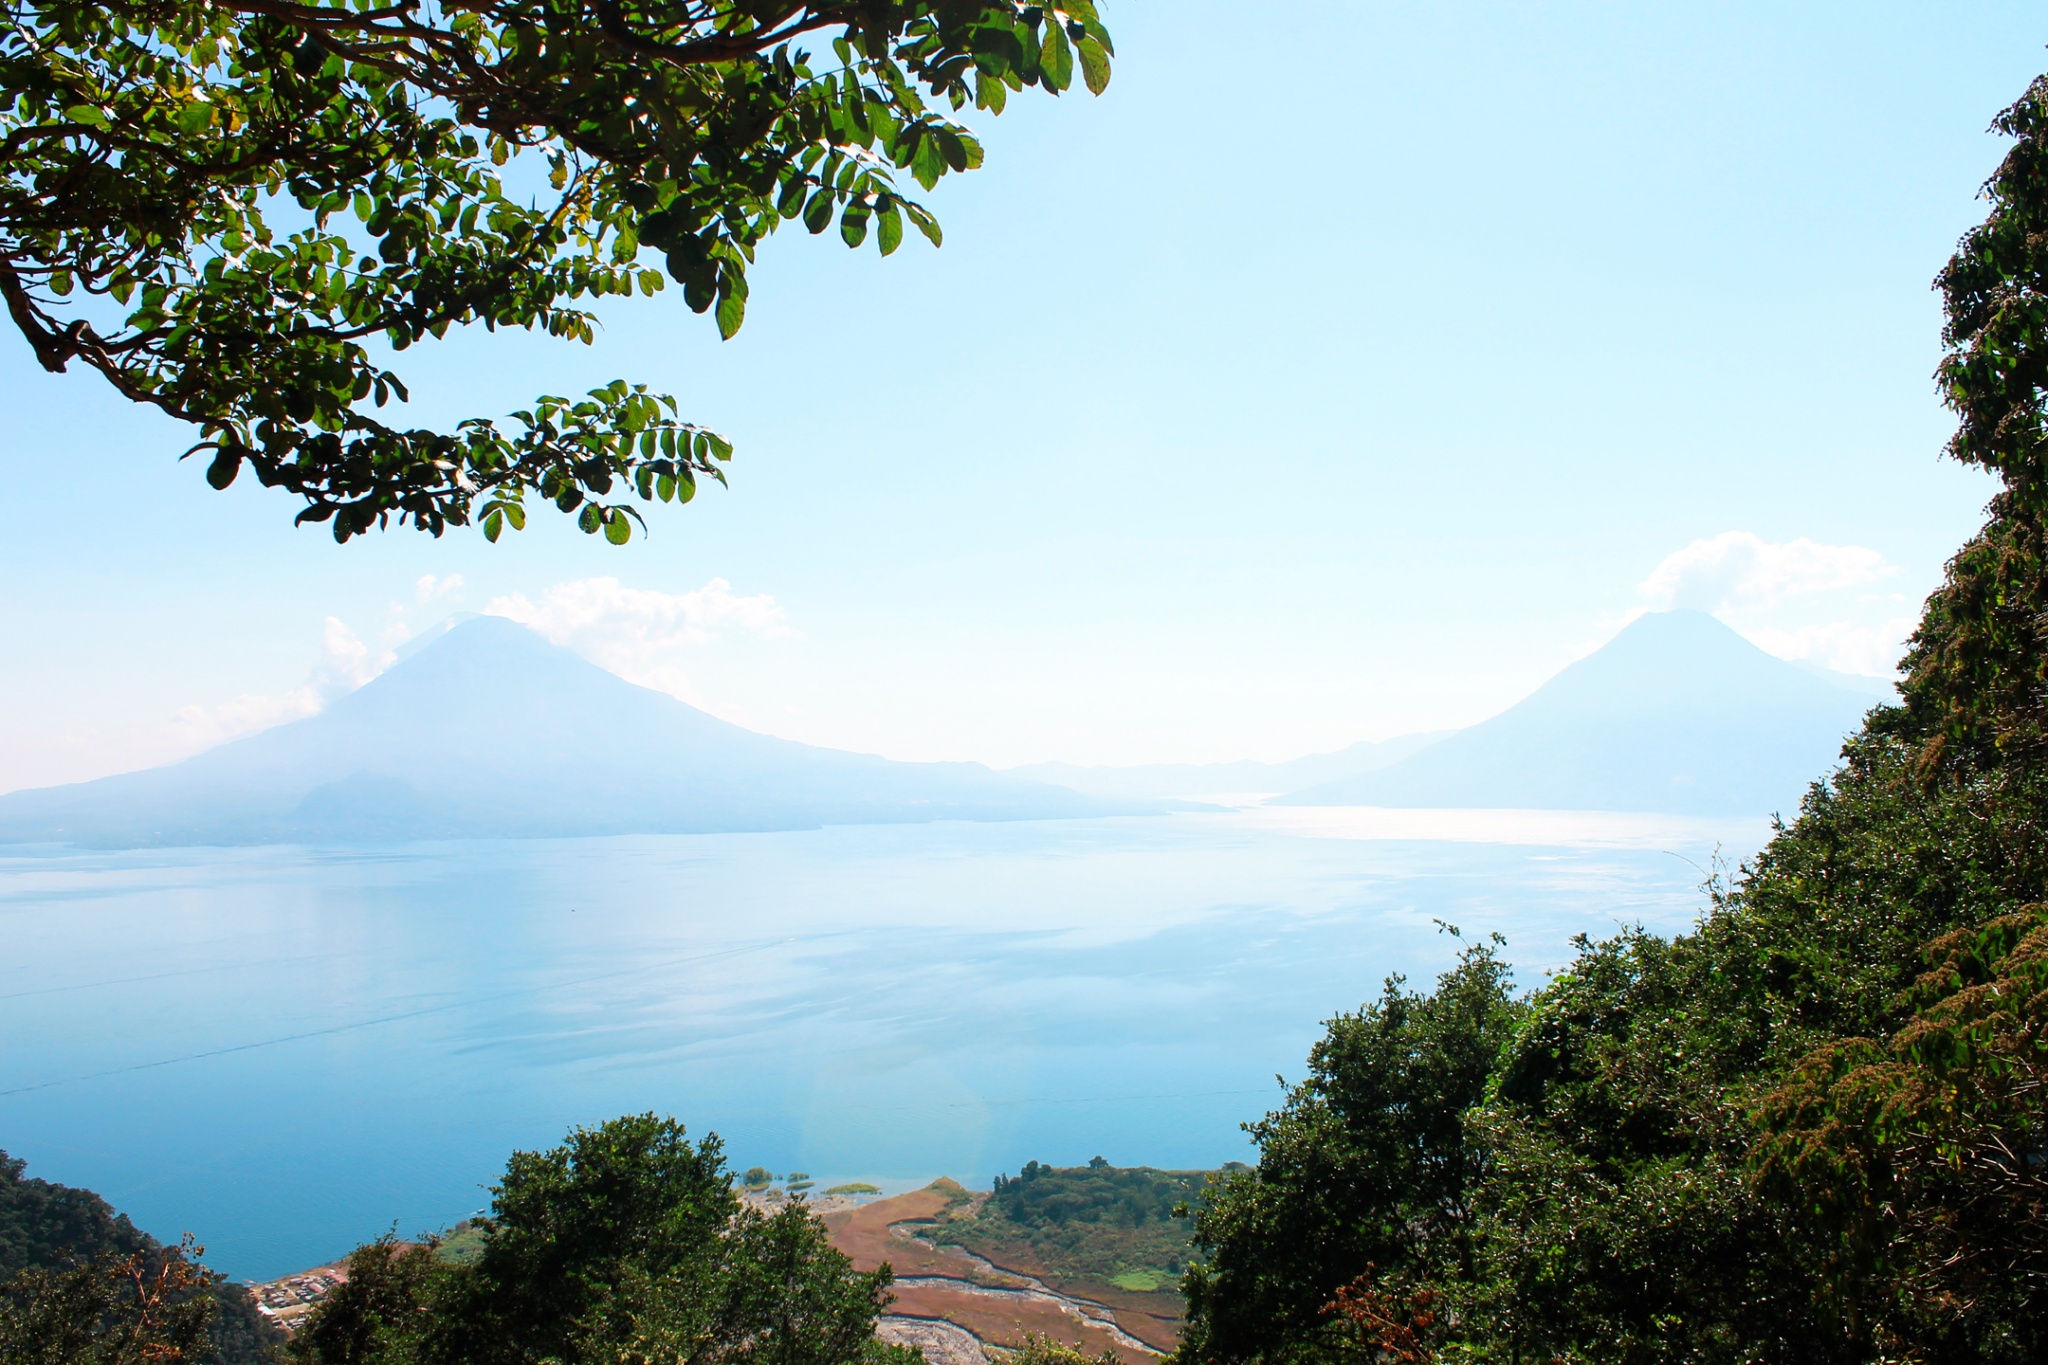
(1011, 732), (1450, 802)
(0, 617), (1122, 848)
(1277, 611), (1874, 816)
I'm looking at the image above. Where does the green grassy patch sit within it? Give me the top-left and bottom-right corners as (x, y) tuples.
(434, 1221), (486, 1265)
(929, 1161), (1217, 1304)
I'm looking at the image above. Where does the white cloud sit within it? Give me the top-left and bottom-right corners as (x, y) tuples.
(414, 572), (465, 603)
(165, 617), (396, 752)
(165, 687), (322, 753)
(1639, 531), (1894, 613)
(483, 576), (791, 706)
(1744, 618), (1920, 678)
(151, 576), (785, 760)
(1639, 531), (1914, 677)
(311, 614), (393, 692)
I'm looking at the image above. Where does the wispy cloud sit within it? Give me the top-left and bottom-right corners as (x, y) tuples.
(1639, 531), (1915, 676)
(414, 572), (465, 603)
(166, 617), (395, 752)
(1640, 531), (1894, 612)
(483, 576), (791, 705)
(1740, 618), (1918, 678)
(156, 575), (782, 758)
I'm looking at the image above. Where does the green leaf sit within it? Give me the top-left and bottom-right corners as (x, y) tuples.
(877, 202), (904, 256)
(906, 204), (943, 248)
(205, 448), (241, 490)
(603, 510), (632, 545)
(912, 133), (946, 190)
(716, 289), (746, 339)
(1078, 37), (1111, 95)
(840, 203), (870, 248)
(777, 174), (809, 219)
(1040, 24), (1073, 91)
(978, 70), (1009, 114)
(483, 508), (504, 542)
(891, 124), (922, 171)
(63, 105), (109, 129)
(802, 189), (835, 234)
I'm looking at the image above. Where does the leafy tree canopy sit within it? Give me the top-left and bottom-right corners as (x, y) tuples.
(0, 1150), (282, 1365)
(1178, 936), (1521, 1365)
(0, 1236), (217, 1365)
(988, 1160), (1205, 1229)
(1171, 73), (2048, 1365)
(1, 0), (1112, 542)
(1005, 1334), (1121, 1365)
(946, 1160), (1212, 1293)
(291, 1112), (918, 1365)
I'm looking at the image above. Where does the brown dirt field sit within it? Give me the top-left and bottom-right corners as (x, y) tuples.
(824, 1184), (1170, 1364)
(825, 1185), (982, 1279)
(924, 1234), (1182, 1353)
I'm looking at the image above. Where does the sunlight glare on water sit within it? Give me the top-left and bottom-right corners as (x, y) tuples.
(0, 809), (1766, 1279)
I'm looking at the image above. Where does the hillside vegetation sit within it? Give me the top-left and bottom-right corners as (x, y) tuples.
(935, 1160), (1212, 1296)
(284, 1116), (915, 1365)
(0, 1150), (284, 1365)
(1175, 72), (2048, 1365)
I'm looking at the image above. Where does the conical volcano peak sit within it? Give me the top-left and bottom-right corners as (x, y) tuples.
(0, 615), (1121, 848)
(1279, 609), (1873, 816)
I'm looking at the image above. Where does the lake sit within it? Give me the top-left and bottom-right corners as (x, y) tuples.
(0, 807), (1767, 1281)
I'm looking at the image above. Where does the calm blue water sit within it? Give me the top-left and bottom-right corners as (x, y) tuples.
(0, 808), (1764, 1280)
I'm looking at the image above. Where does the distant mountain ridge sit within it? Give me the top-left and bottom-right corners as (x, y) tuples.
(1275, 610), (1874, 816)
(0, 617), (1125, 848)
(0, 610), (1885, 846)
(1009, 732), (1450, 802)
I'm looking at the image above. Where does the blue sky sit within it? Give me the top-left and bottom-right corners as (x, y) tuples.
(1, 2), (2041, 793)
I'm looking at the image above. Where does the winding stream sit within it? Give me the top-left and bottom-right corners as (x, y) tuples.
(889, 1221), (1161, 1356)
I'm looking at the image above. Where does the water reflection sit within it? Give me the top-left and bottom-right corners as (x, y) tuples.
(0, 809), (1764, 1278)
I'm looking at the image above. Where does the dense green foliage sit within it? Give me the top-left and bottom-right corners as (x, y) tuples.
(1006, 1334), (1123, 1365)
(1, 0), (1111, 541)
(1177, 939), (1520, 1364)
(0, 1151), (154, 1283)
(1176, 71), (2048, 1365)
(289, 1114), (917, 1365)
(0, 1149), (284, 1365)
(0, 1235), (217, 1365)
(989, 1159), (1204, 1229)
(936, 1160), (1209, 1294)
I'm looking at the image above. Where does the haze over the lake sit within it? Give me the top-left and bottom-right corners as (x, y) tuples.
(1, 811), (1762, 1280)
(9, 5), (2048, 1326)
(2, 2), (2038, 795)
